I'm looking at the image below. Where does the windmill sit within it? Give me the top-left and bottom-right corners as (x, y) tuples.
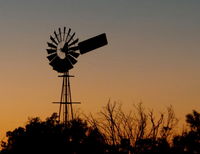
(46, 27), (108, 124)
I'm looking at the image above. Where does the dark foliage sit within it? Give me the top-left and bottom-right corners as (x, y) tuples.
(172, 110), (200, 154)
(1, 106), (200, 154)
(0, 113), (106, 154)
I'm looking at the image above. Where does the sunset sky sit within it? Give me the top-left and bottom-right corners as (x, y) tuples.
(0, 0), (200, 139)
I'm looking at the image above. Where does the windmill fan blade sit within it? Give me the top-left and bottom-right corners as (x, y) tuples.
(64, 58), (74, 70)
(59, 28), (62, 41)
(47, 42), (57, 49)
(50, 57), (67, 72)
(69, 51), (79, 58)
(50, 56), (73, 72)
(62, 42), (68, 53)
(46, 49), (56, 54)
(53, 66), (66, 73)
(67, 32), (75, 44)
(54, 31), (60, 43)
(65, 28), (71, 42)
(49, 56), (60, 66)
(68, 38), (79, 47)
(47, 53), (57, 61)
(53, 60), (66, 73)
(79, 33), (108, 54)
(67, 55), (77, 64)
(63, 27), (66, 41)
(50, 35), (58, 45)
(68, 46), (79, 52)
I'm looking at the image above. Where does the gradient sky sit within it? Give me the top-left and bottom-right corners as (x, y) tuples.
(0, 0), (200, 139)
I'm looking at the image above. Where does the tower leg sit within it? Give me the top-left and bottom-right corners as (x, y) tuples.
(58, 77), (64, 122)
(67, 72), (74, 120)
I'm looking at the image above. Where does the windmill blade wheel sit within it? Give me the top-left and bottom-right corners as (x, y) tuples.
(46, 27), (79, 73)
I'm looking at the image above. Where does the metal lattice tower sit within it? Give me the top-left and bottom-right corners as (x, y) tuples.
(53, 72), (80, 124)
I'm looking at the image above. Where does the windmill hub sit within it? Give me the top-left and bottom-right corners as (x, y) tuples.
(57, 44), (67, 59)
(46, 27), (108, 123)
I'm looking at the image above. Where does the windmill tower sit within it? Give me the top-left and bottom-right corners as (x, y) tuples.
(46, 27), (108, 124)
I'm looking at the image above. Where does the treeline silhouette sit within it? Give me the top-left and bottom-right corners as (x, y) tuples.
(1, 102), (200, 154)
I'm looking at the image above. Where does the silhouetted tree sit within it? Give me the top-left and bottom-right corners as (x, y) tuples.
(86, 102), (178, 154)
(172, 110), (200, 154)
(1, 113), (107, 154)
(186, 110), (200, 132)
